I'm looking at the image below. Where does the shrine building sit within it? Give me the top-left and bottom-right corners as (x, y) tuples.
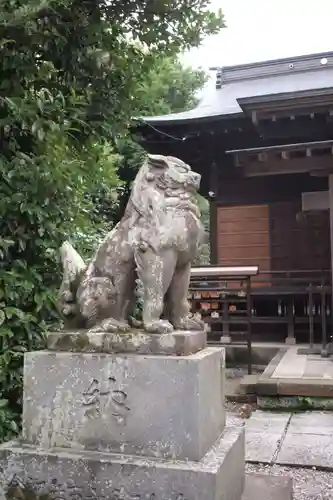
(133, 51), (333, 345)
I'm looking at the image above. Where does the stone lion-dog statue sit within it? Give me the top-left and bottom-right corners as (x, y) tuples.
(58, 154), (206, 334)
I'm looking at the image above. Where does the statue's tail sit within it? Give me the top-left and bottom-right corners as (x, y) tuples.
(57, 241), (86, 318)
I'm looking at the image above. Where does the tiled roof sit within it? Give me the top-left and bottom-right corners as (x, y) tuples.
(137, 51), (333, 125)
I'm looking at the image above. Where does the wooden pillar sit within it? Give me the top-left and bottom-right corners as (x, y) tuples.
(209, 161), (218, 265)
(328, 174), (333, 354)
(285, 296), (296, 345)
(302, 181), (333, 353)
(329, 174), (333, 291)
(209, 202), (218, 264)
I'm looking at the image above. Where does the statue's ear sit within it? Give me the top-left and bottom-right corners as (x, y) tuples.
(147, 154), (169, 169)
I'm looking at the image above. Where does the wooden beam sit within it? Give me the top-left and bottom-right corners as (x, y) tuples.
(237, 88), (333, 118)
(227, 139), (333, 156)
(302, 191), (329, 211)
(243, 155), (333, 177)
(310, 169), (333, 177)
(257, 106), (333, 120)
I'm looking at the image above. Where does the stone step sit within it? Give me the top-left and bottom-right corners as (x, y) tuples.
(0, 440), (293, 500)
(238, 374), (260, 394)
(0, 425), (245, 500)
(257, 376), (333, 398)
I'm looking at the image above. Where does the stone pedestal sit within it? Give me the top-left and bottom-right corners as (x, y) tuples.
(0, 427), (245, 500)
(22, 348), (225, 461)
(46, 329), (207, 356)
(0, 330), (291, 499)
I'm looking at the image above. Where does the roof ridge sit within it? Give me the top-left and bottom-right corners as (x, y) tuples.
(215, 51), (333, 89)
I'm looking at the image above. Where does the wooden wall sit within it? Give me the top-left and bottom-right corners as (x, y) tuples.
(217, 205), (270, 271)
(270, 202), (330, 271)
(214, 172), (330, 272)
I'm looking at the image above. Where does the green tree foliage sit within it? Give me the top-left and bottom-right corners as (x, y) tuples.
(193, 195), (210, 265)
(135, 55), (208, 116)
(112, 56), (209, 224)
(0, 0), (223, 439)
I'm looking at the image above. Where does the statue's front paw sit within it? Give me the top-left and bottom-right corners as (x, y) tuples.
(174, 314), (205, 331)
(88, 318), (130, 333)
(144, 320), (174, 334)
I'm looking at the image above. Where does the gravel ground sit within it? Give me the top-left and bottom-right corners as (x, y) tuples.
(224, 365), (262, 415)
(226, 365), (264, 379)
(246, 463), (333, 500)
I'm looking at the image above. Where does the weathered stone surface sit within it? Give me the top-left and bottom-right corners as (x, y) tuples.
(242, 474), (293, 500)
(245, 412), (291, 464)
(22, 347), (225, 461)
(47, 329), (207, 355)
(238, 375), (259, 395)
(57, 154), (206, 335)
(255, 379), (278, 396)
(287, 411), (333, 435)
(277, 432), (333, 470)
(277, 378), (333, 397)
(246, 411), (290, 434)
(0, 425), (245, 500)
(276, 411), (333, 470)
(245, 432), (283, 464)
(260, 349), (286, 379)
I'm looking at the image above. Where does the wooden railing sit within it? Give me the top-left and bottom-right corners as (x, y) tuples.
(189, 267), (332, 358)
(189, 266), (258, 374)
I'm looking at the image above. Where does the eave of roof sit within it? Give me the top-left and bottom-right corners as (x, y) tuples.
(135, 51), (333, 127)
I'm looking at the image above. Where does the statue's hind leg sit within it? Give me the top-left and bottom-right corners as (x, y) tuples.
(81, 261), (136, 333)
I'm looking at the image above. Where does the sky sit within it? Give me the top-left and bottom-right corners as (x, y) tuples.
(181, 0), (333, 69)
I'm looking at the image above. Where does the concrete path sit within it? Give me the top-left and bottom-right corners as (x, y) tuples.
(228, 410), (333, 470)
(257, 348), (333, 398)
(271, 348), (333, 380)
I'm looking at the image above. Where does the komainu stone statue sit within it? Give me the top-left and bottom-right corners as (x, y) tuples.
(57, 154), (205, 334)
